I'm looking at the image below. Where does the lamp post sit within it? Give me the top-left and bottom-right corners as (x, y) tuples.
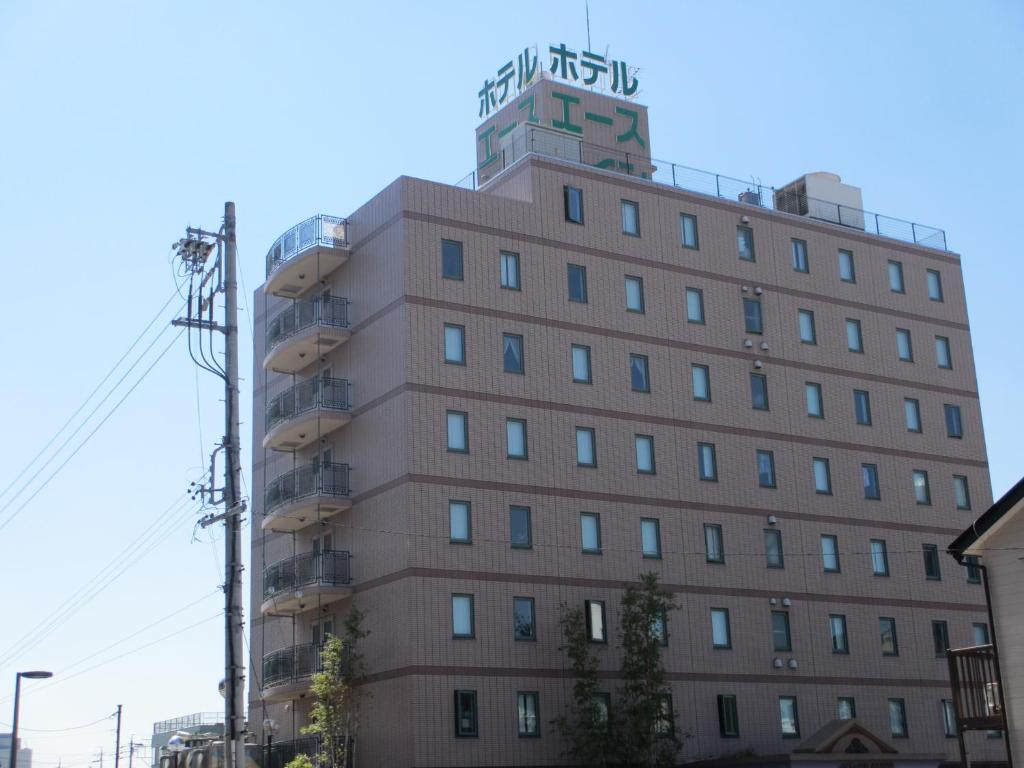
(9, 670), (53, 768)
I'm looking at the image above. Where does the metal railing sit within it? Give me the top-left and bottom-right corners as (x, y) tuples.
(263, 549), (353, 600)
(947, 644), (1007, 732)
(264, 462), (351, 517)
(265, 214), (349, 277)
(461, 125), (947, 251)
(153, 712), (222, 735)
(263, 738), (321, 768)
(266, 377), (351, 432)
(262, 643), (324, 689)
(266, 295), (350, 351)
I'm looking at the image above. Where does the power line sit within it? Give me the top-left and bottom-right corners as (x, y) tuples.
(0, 713), (116, 733)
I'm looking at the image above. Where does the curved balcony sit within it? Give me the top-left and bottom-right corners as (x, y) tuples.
(263, 462), (352, 532)
(261, 549), (353, 616)
(265, 215), (350, 298)
(264, 295), (351, 373)
(262, 643), (322, 703)
(264, 377), (352, 452)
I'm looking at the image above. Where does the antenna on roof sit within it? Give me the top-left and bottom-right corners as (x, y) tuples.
(586, 0), (592, 50)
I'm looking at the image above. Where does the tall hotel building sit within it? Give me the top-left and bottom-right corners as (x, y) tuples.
(249, 73), (1001, 765)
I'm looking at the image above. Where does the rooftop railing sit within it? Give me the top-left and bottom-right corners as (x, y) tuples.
(153, 712), (223, 735)
(266, 377), (351, 432)
(265, 295), (350, 352)
(265, 214), (349, 278)
(264, 462), (351, 517)
(263, 549), (353, 600)
(456, 126), (947, 251)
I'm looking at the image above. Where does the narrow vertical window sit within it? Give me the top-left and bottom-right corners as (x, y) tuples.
(717, 695), (739, 737)
(452, 594), (474, 637)
(942, 700), (956, 737)
(888, 699), (908, 738)
(567, 264), (588, 302)
(500, 250), (521, 290)
(564, 185), (583, 224)
(630, 354), (650, 392)
(449, 500), (471, 544)
(945, 404), (963, 438)
(624, 275), (645, 313)
(888, 260), (905, 293)
(442, 239), (464, 280)
(779, 697), (800, 737)
(446, 411), (468, 453)
(621, 200), (640, 236)
(806, 382), (824, 418)
(932, 620), (950, 655)
(576, 427), (596, 467)
(914, 470), (932, 505)
(680, 213), (699, 249)
(580, 513), (601, 553)
(503, 333), (524, 374)
(711, 608), (731, 648)
(586, 600), (607, 642)
(791, 239), (809, 272)
(704, 523), (724, 563)
(798, 309), (816, 344)
(698, 443), (718, 481)
(954, 475), (972, 510)
(692, 364), (711, 401)
(880, 617), (899, 655)
(635, 435), (656, 474)
(896, 329), (914, 361)
(965, 555), (982, 584)
(641, 518), (661, 558)
(513, 597), (536, 641)
(764, 529), (784, 568)
(571, 344), (592, 383)
(517, 692), (540, 736)
(936, 336), (952, 369)
(821, 534), (840, 572)
(750, 373), (769, 410)
(904, 398), (922, 432)
(862, 463), (881, 500)
(454, 690), (478, 737)
(757, 450), (776, 489)
(870, 539), (890, 576)
(927, 269), (944, 302)
(772, 611), (792, 651)
(737, 226), (755, 261)
(813, 458), (832, 495)
(829, 615), (849, 653)
(743, 297), (763, 334)
(973, 622), (990, 646)
(686, 287), (705, 323)
(444, 323), (465, 365)
(846, 319), (863, 352)
(506, 418), (527, 459)
(853, 390), (872, 425)
(838, 249), (856, 283)
(837, 698), (856, 720)
(654, 696), (674, 738)
(923, 544), (942, 580)
(510, 505), (532, 549)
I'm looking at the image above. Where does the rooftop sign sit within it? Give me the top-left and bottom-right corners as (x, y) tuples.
(478, 44), (638, 118)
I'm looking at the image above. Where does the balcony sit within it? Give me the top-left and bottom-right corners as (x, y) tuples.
(263, 462), (352, 532)
(264, 377), (352, 452)
(261, 549), (353, 616)
(262, 643), (322, 703)
(264, 215), (350, 298)
(946, 644), (1007, 733)
(264, 295), (351, 373)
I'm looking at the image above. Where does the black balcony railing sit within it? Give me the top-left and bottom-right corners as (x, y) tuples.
(263, 549), (353, 600)
(947, 644), (1007, 732)
(264, 462), (351, 517)
(266, 377), (352, 433)
(266, 295), (350, 352)
(262, 643), (323, 689)
(263, 738), (320, 768)
(266, 214), (349, 277)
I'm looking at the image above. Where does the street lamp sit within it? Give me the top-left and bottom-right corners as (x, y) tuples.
(9, 671), (53, 768)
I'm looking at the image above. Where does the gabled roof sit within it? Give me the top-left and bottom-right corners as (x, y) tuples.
(948, 475), (1024, 561)
(793, 718), (896, 755)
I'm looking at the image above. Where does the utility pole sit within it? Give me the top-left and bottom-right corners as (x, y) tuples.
(113, 705), (122, 768)
(127, 737), (145, 768)
(171, 202), (246, 768)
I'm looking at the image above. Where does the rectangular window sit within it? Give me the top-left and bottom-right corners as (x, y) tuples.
(580, 512), (601, 553)
(685, 287), (705, 323)
(442, 239), (464, 280)
(923, 544), (942, 580)
(927, 269), (944, 302)
(576, 427), (596, 467)
(871, 540), (890, 576)
(692, 364), (711, 401)
(965, 555), (982, 584)
(564, 185), (583, 224)
(444, 324), (465, 364)
(945, 404), (963, 438)
(510, 505), (532, 549)
(798, 309), (817, 344)
(625, 275), (645, 313)
(449, 500), (471, 544)
(932, 620), (950, 656)
(698, 443), (718, 481)
(821, 534), (840, 572)
(513, 597), (536, 641)
(452, 594), (474, 637)
(792, 239), (809, 272)
(880, 617), (899, 656)
(500, 250), (521, 290)
(635, 435), (656, 474)
(654, 695), (674, 738)
(503, 333), (524, 374)
(889, 698), (908, 738)
(630, 354), (650, 392)
(743, 297), (763, 334)
(896, 329), (914, 361)
(454, 690), (478, 737)
(567, 264), (588, 303)
(506, 418), (527, 459)
(772, 611), (792, 651)
(764, 529), (784, 568)
(862, 463), (881, 500)
(748, 373), (769, 411)
(779, 697), (800, 737)
(571, 344), (592, 383)
(704, 523), (724, 563)
(846, 318), (864, 353)
(942, 699), (956, 737)
(621, 199), (640, 236)
(936, 336), (952, 369)
(973, 622), (990, 646)
(517, 691), (540, 736)
(838, 249), (856, 282)
(680, 213), (699, 249)
(837, 698), (857, 720)
(954, 475), (972, 510)
(446, 410), (468, 453)
(641, 518), (661, 558)
(757, 450), (777, 489)
(813, 458), (832, 495)
(718, 695), (739, 738)
(586, 600), (607, 642)
(904, 398), (922, 433)
(829, 614), (849, 654)
(711, 608), (731, 648)
(806, 382), (824, 418)
(854, 390), (872, 425)
(888, 260), (905, 293)
(914, 470), (932, 505)
(737, 226), (755, 261)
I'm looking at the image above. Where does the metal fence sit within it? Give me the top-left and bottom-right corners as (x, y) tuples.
(263, 549), (353, 599)
(266, 377), (351, 432)
(265, 214), (349, 277)
(263, 738), (320, 768)
(153, 712), (223, 735)
(459, 126), (947, 251)
(264, 462), (352, 516)
(262, 643), (324, 688)
(265, 295), (350, 351)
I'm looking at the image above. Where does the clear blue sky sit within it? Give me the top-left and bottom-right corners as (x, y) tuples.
(0, 1), (1021, 764)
